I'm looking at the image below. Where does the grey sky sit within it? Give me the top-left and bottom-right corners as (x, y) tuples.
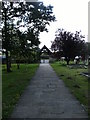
(1, 0), (89, 49)
(39, 0), (89, 49)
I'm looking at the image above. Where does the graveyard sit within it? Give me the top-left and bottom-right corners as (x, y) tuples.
(1, 1), (89, 119)
(2, 41), (90, 118)
(2, 43), (90, 118)
(2, 57), (89, 118)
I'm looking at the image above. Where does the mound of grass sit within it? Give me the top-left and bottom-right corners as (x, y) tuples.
(51, 62), (88, 112)
(2, 63), (39, 118)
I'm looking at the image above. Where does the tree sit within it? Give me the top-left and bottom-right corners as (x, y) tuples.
(2, 2), (14, 72)
(11, 29), (40, 68)
(87, 42), (90, 56)
(51, 29), (86, 65)
(2, 1), (56, 72)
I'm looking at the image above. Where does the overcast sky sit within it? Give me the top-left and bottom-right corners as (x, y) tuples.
(39, 0), (89, 49)
(1, 0), (89, 49)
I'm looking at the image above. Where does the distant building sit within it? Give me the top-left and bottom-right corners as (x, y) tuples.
(40, 45), (52, 63)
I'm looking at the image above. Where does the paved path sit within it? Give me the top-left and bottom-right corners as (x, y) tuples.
(11, 63), (88, 118)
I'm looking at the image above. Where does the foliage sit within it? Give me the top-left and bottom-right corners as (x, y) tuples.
(2, 1), (56, 71)
(51, 29), (87, 64)
(87, 42), (90, 56)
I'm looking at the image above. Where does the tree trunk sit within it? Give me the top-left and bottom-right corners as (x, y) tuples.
(66, 57), (70, 65)
(88, 57), (90, 73)
(5, 9), (11, 72)
(17, 63), (20, 69)
(16, 60), (20, 69)
(66, 60), (69, 65)
(6, 50), (11, 72)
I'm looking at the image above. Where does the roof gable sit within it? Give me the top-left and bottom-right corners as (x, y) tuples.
(40, 45), (51, 55)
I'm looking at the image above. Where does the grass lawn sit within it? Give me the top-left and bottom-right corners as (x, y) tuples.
(2, 63), (39, 118)
(51, 61), (88, 113)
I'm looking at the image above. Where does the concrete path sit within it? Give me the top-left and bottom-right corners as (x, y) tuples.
(11, 63), (88, 118)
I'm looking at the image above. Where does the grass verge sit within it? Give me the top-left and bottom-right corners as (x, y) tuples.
(2, 63), (39, 118)
(51, 61), (88, 113)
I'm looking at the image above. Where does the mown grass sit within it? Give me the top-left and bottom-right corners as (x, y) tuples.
(2, 63), (39, 118)
(51, 61), (88, 113)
